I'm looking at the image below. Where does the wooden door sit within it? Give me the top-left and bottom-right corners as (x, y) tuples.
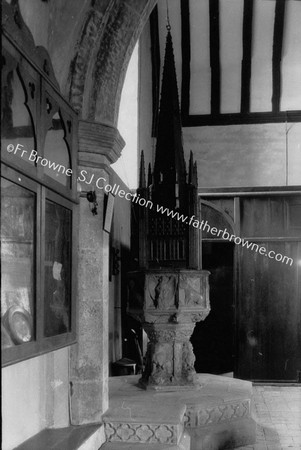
(236, 196), (301, 381)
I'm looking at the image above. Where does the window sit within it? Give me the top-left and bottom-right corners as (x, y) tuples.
(44, 198), (72, 337)
(1, 177), (36, 350)
(1, 34), (78, 366)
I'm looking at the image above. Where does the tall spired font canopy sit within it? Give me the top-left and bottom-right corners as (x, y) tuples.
(136, 26), (199, 269)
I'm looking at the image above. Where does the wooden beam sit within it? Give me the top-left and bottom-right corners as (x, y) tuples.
(179, 0), (294, 128)
(181, 0), (190, 121)
(150, 6), (160, 137)
(182, 110), (301, 127)
(241, 0), (254, 113)
(272, 0), (286, 113)
(198, 186), (301, 197)
(209, 0), (220, 115)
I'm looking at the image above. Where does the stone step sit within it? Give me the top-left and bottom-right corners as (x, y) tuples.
(14, 424), (105, 450)
(100, 431), (191, 450)
(104, 375), (256, 450)
(102, 377), (187, 445)
(103, 422), (184, 447)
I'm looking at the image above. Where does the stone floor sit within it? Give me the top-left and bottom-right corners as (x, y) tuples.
(236, 385), (301, 450)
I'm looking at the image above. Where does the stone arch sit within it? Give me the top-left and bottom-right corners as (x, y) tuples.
(68, 0), (157, 125)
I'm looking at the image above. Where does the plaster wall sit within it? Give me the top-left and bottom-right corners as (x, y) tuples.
(2, 347), (69, 450)
(183, 123), (301, 188)
(112, 43), (139, 190)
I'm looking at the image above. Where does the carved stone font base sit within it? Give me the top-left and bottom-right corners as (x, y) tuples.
(140, 323), (198, 389)
(102, 374), (256, 449)
(127, 269), (210, 390)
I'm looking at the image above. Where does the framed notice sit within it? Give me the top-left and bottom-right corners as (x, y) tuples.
(103, 192), (115, 233)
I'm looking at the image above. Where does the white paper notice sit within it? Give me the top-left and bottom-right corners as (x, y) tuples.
(53, 262), (62, 280)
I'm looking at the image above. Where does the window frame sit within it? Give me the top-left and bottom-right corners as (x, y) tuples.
(1, 34), (78, 367)
(1, 168), (78, 367)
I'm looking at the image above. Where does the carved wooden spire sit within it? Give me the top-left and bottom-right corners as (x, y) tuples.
(139, 150), (146, 188)
(152, 29), (186, 210)
(147, 163), (152, 187)
(134, 28), (199, 269)
(188, 151), (194, 185)
(193, 161), (198, 187)
(188, 151), (198, 187)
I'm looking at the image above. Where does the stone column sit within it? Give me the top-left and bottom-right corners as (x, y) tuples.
(70, 120), (124, 424)
(142, 322), (197, 388)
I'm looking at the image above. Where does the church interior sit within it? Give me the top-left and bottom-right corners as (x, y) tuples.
(1, 0), (301, 449)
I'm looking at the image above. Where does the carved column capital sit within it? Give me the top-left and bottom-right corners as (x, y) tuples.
(78, 119), (125, 170)
(144, 323), (195, 343)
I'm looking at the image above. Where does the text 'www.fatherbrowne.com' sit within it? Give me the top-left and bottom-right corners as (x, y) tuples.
(5, 142), (294, 266)
(156, 204), (294, 266)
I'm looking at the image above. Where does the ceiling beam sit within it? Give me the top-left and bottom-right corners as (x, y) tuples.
(241, 0), (254, 113)
(272, 0), (286, 113)
(183, 110), (301, 127)
(179, 0), (296, 127)
(209, 0), (221, 115)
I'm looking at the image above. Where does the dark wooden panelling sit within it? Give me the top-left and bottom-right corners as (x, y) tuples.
(237, 241), (301, 381)
(209, 0), (221, 115)
(272, 0), (286, 113)
(197, 194), (301, 381)
(241, 0), (254, 113)
(240, 196), (301, 239)
(237, 195), (301, 381)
